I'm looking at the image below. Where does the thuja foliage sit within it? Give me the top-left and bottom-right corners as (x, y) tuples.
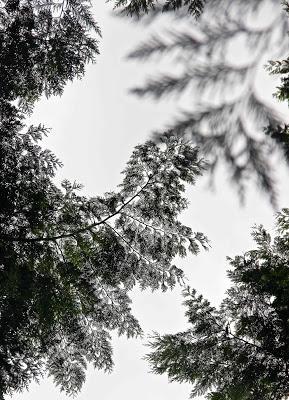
(110, 0), (206, 18)
(147, 209), (289, 400)
(0, 120), (208, 397)
(126, 0), (289, 204)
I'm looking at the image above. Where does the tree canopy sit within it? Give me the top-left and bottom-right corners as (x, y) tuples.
(1, 0), (289, 398)
(0, 0), (100, 114)
(147, 209), (289, 400)
(0, 0), (209, 396)
(0, 123), (208, 397)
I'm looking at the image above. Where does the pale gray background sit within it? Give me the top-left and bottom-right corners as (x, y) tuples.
(10, 2), (289, 400)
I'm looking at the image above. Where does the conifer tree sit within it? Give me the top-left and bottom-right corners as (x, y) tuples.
(0, 104), (208, 397)
(0, 0), (208, 397)
(147, 209), (289, 400)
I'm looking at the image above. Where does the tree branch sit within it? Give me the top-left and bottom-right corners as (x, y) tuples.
(0, 174), (155, 243)
(104, 222), (155, 266)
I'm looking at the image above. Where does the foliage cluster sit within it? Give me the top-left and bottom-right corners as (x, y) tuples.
(147, 209), (289, 400)
(110, 0), (206, 17)
(0, 0), (100, 112)
(267, 1), (289, 105)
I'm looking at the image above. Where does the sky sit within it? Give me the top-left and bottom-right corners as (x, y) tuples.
(10, 2), (289, 400)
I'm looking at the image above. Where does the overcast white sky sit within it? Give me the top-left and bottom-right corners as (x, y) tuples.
(10, 2), (289, 400)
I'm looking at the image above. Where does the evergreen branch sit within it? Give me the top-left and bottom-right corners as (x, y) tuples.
(104, 222), (156, 266)
(120, 211), (172, 235)
(0, 174), (155, 243)
(110, 0), (206, 17)
(203, 302), (285, 363)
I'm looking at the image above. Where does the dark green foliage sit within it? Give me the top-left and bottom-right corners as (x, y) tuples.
(0, 0), (100, 111)
(126, 0), (289, 204)
(0, 0), (102, 393)
(266, 1), (289, 105)
(110, 0), (206, 17)
(0, 0), (210, 397)
(147, 209), (289, 400)
(0, 0), (209, 396)
(264, 123), (289, 164)
(267, 57), (289, 104)
(0, 121), (208, 397)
